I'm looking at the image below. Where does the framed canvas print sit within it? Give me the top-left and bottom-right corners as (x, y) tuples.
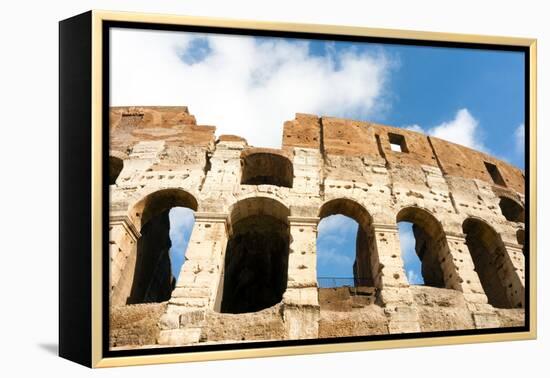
(59, 10), (537, 368)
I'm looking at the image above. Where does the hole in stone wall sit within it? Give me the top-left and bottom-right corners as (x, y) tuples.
(499, 197), (525, 223)
(241, 152), (293, 188)
(317, 199), (375, 288)
(118, 189), (198, 305)
(219, 197), (291, 314)
(317, 215), (361, 288)
(484, 161), (506, 187)
(388, 133), (408, 153)
(396, 208), (447, 288)
(126, 206), (196, 305)
(463, 218), (516, 309)
(220, 215), (290, 313)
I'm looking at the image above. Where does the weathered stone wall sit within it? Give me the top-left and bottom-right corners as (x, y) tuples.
(110, 302), (167, 348)
(109, 106), (526, 349)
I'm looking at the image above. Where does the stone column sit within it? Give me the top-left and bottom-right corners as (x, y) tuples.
(158, 212), (229, 346)
(109, 215), (141, 307)
(282, 216), (320, 339)
(445, 233), (500, 328)
(502, 242), (525, 309)
(371, 223), (421, 334)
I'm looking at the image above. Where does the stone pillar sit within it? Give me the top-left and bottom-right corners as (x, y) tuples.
(445, 233), (500, 328)
(371, 223), (421, 334)
(502, 242), (525, 308)
(158, 212), (228, 346)
(109, 215), (141, 306)
(282, 216), (320, 339)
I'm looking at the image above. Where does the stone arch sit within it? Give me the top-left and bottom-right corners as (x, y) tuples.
(109, 156), (124, 185)
(498, 196), (525, 223)
(129, 188), (198, 231)
(462, 217), (519, 308)
(396, 206), (450, 288)
(220, 197), (291, 313)
(317, 198), (375, 287)
(115, 189), (198, 305)
(240, 148), (293, 188)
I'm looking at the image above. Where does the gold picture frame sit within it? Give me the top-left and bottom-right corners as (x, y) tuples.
(59, 10), (537, 368)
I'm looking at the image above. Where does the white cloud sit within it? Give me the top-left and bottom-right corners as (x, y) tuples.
(398, 223), (417, 262)
(318, 214), (357, 235)
(168, 207), (195, 250)
(407, 269), (422, 285)
(429, 108), (485, 151)
(402, 108), (487, 151)
(404, 124), (423, 133)
(317, 247), (354, 266)
(111, 28), (393, 148)
(515, 123), (525, 155)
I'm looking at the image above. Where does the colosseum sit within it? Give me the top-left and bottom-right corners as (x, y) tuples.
(108, 105), (526, 349)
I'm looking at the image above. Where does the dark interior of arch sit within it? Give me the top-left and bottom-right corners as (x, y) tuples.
(241, 153), (293, 188)
(220, 215), (289, 313)
(499, 197), (525, 223)
(319, 199), (374, 287)
(463, 219), (512, 309)
(397, 208), (446, 288)
(127, 209), (175, 304)
(109, 156), (123, 185)
(353, 224), (374, 286)
(410, 224), (445, 287)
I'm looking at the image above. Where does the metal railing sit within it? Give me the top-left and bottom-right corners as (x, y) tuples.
(317, 277), (372, 288)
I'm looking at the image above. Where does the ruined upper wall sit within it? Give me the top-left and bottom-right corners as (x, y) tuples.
(110, 107), (524, 195)
(110, 106), (215, 153)
(283, 114), (524, 195)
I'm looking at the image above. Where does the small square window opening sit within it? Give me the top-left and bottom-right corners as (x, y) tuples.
(484, 161), (506, 187)
(388, 133), (408, 153)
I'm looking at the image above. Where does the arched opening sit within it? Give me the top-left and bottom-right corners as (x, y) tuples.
(317, 199), (374, 288)
(499, 197), (525, 223)
(241, 150), (293, 188)
(517, 229), (525, 256)
(124, 189), (198, 305)
(109, 156), (123, 185)
(463, 218), (515, 308)
(396, 207), (447, 288)
(220, 197), (290, 313)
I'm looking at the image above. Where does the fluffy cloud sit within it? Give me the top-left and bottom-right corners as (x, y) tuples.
(407, 269), (422, 285)
(404, 108), (487, 152)
(398, 223), (417, 262)
(403, 124), (423, 133)
(318, 214), (357, 236)
(317, 215), (359, 282)
(168, 207), (195, 278)
(316, 247), (354, 267)
(515, 123), (525, 155)
(429, 108), (485, 151)
(111, 28), (393, 148)
(398, 222), (424, 285)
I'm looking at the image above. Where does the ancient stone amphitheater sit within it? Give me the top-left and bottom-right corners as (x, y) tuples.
(108, 106), (526, 349)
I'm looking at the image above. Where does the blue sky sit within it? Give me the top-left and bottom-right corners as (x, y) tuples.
(113, 29), (526, 285)
(168, 207), (195, 280)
